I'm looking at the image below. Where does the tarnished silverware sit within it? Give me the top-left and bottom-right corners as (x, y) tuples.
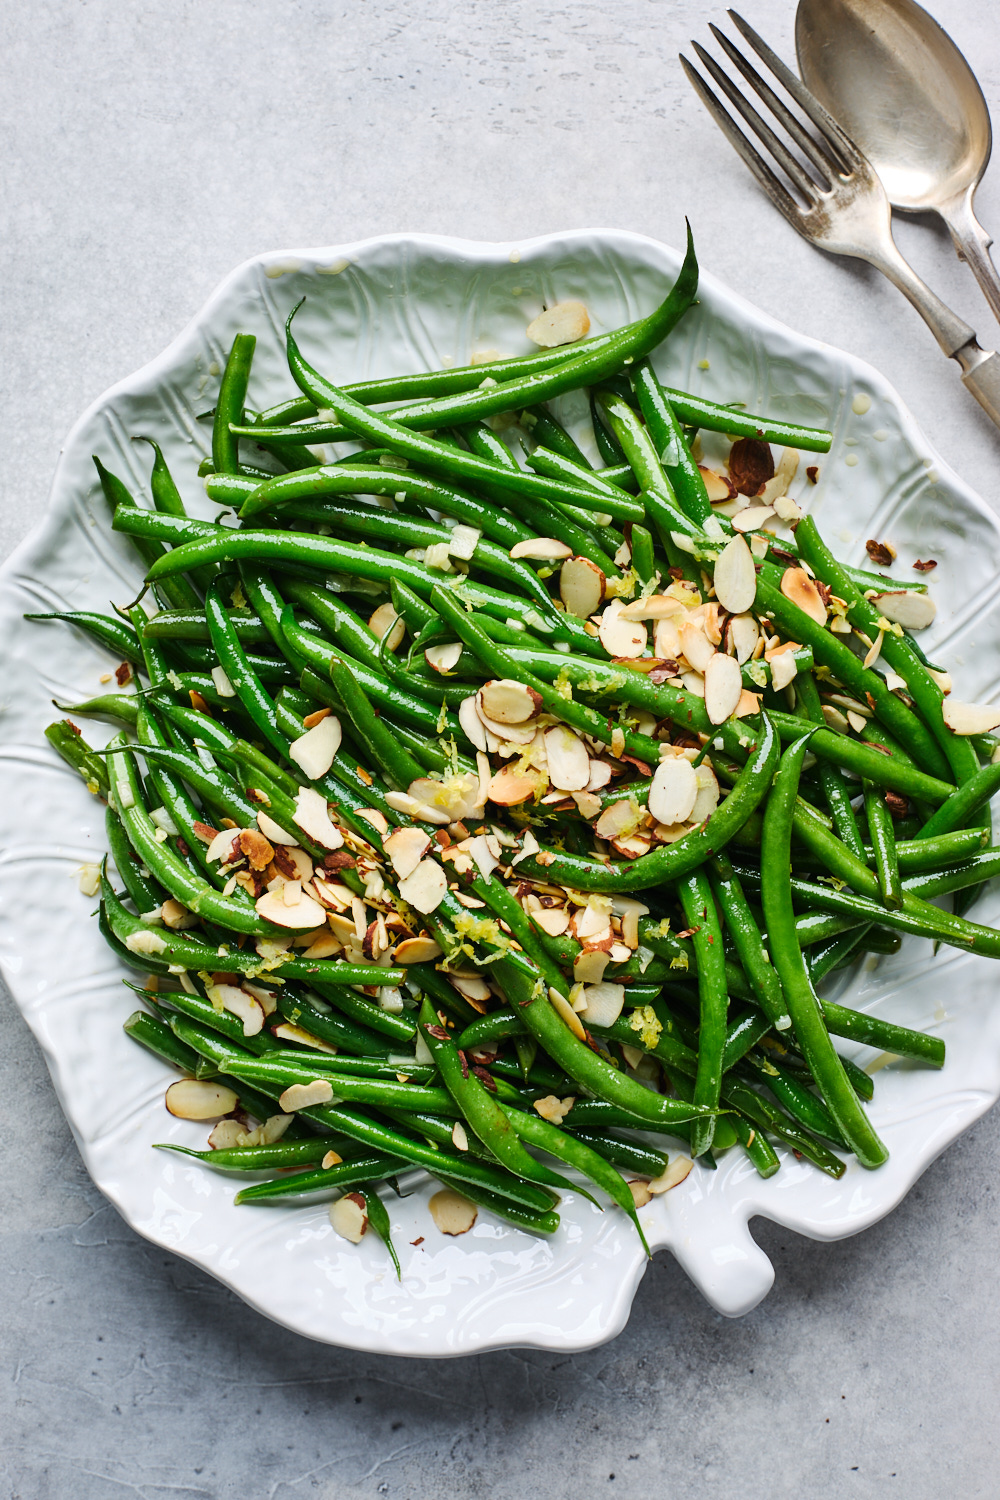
(681, 11), (1000, 430)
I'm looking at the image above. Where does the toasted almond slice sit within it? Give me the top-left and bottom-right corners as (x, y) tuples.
(649, 617), (680, 661)
(510, 536), (573, 560)
(310, 875), (353, 912)
(595, 798), (642, 841)
(279, 1079), (335, 1111)
(699, 465), (737, 503)
(273, 1022), (337, 1053)
(770, 650), (799, 693)
(618, 594), (686, 621)
(243, 981), (279, 1015)
(207, 1118), (246, 1150)
(397, 858), (448, 914)
(727, 612), (759, 664)
(459, 693), (491, 753)
(586, 760), (613, 791)
(927, 668), (952, 695)
(870, 590), (937, 630)
(279, 846), (315, 883)
(383, 790), (447, 825)
(451, 973), (492, 1003)
(409, 772), (484, 822)
(731, 504), (776, 534)
(302, 931), (343, 959)
(577, 981), (625, 1028)
(429, 1188), (478, 1235)
(531, 906), (570, 937)
(544, 724), (590, 792)
(560, 555), (606, 617)
(822, 704), (851, 732)
(678, 618), (716, 674)
(205, 826), (241, 863)
(573, 948), (611, 983)
(160, 898), (197, 930)
(394, 934), (444, 964)
(611, 832), (653, 859)
(526, 299), (590, 347)
(533, 1094), (576, 1124)
(289, 713), (343, 780)
(943, 700), (1000, 735)
(330, 1192), (369, 1243)
(253, 811), (296, 848)
(648, 756), (697, 825)
(549, 986), (588, 1038)
(322, 1149), (344, 1169)
(479, 678), (542, 724)
(255, 887), (328, 929)
(690, 763), (720, 823)
(781, 567), (827, 625)
(289, 786), (343, 850)
(383, 825), (432, 880)
(846, 710), (867, 733)
(648, 1156), (694, 1194)
(475, 705), (537, 746)
(758, 447), (800, 506)
(425, 641), (464, 674)
(598, 599), (648, 659)
(487, 766), (542, 805)
(713, 534), (757, 615)
(206, 982), (265, 1037)
(165, 1079), (238, 1120)
(368, 601), (405, 651)
(575, 902), (613, 941)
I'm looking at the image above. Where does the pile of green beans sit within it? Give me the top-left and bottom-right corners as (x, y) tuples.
(37, 232), (995, 1276)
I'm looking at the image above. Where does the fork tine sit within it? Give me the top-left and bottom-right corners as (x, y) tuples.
(727, 10), (859, 174)
(691, 39), (822, 205)
(679, 54), (805, 229)
(708, 23), (834, 189)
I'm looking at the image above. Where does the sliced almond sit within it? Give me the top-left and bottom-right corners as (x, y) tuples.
(599, 599), (648, 659)
(533, 1095), (576, 1124)
(206, 982), (265, 1037)
(330, 1192), (368, 1243)
(397, 858), (448, 914)
(942, 700), (1000, 735)
(278, 845), (315, 883)
(731, 504), (775, 533)
(870, 590), (937, 631)
(207, 1118), (246, 1150)
(383, 826), (432, 880)
(770, 649), (799, 693)
(302, 931), (343, 959)
(822, 704), (851, 732)
(425, 641), (464, 674)
(165, 1079), (238, 1120)
(279, 1079), (335, 1111)
(618, 594), (686, 621)
(560, 555), (606, 617)
(479, 678), (542, 724)
(487, 766), (542, 805)
(448, 523), (482, 560)
(526, 300), (590, 348)
(678, 617), (716, 674)
(648, 1156), (694, 1194)
(574, 948), (611, 983)
(160, 898), (198, 930)
(648, 756), (697, 825)
(629, 1180), (653, 1209)
(586, 760), (613, 791)
(428, 1188), (478, 1235)
(451, 973), (492, 1003)
(256, 811), (299, 847)
(780, 567), (827, 626)
(549, 986), (588, 1038)
(728, 437), (774, 496)
(393, 934), (444, 964)
(510, 536), (573, 561)
(459, 694), (492, 754)
(206, 827), (242, 863)
(727, 612), (759, 664)
(595, 798), (643, 841)
(699, 465), (737, 503)
(292, 786), (344, 850)
(255, 887), (329, 930)
(368, 601), (405, 652)
(713, 534), (757, 615)
(289, 714), (343, 780)
(531, 906), (570, 937)
(690, 762), (720, 823)
(735, 689), (762, 719)
(544, 724), (590, 792)
(759, 446), (800, 505)
(577, 981), (625, 1028)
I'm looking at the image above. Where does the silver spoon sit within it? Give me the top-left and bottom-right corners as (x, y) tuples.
(796, 0), (1000, 324)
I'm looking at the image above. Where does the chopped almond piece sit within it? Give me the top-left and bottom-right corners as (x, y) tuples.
(289, 714), (342, 779)
(330, 1192), (368, 1243)
(368, 601), (405, 651)
(533, 1095), (576, 1125)
(239, 828), (275, 871)
(510, 537), (573, 560)
(279, 1079), (335, 1111)
(780, 567), (827, 626)
(526, 300), (590, 347)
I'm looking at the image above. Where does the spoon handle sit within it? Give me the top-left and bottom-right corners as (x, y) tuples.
(942, 184), (1000, 328)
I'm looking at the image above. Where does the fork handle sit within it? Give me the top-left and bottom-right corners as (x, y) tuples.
(865, 235), (977, 360)
(959, 347), (1000, 431)
(940, 185), (1000, 330)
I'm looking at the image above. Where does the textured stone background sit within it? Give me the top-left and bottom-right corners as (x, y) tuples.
(2, 2), (999, 1496)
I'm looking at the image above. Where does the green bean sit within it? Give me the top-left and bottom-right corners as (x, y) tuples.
(232, 1153), (408, 1204)
(740, 1053), (849, 1150)
(916, 761), (1000, 841)
(632, 360), (713, 524)
(45, 719), (110, 795)
(864, 782), (903, 909)
(709, 853), (791, 1030)
(213, 333), (256, 476)
(51, 692), (140, 728)
(124, 1008), (201, 1074)
(567, 1130), (669, 1178)
(94, 456), (202, 612)
(26, 610), (142, 664)
(677, 869), (728, 1156)
(525, 445), (646, 522)
(793, 670), (866, 857)
(761, 732), (887, 1168)
(156, 1137), (341, 1175)
(273, 987), (397, 1059)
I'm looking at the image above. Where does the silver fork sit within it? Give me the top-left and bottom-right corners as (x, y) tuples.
(681, 10), (1000, 431)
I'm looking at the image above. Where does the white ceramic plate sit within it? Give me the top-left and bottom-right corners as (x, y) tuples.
(2, 229), (999, 1358)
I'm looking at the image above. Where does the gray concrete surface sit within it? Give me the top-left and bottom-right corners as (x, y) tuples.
(2, 2), (999, 1495)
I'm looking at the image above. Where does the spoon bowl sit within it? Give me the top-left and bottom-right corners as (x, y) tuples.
(796, 0), (1000, 322)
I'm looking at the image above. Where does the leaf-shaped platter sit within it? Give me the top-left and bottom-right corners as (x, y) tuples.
(2, 229), (999, 1357)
